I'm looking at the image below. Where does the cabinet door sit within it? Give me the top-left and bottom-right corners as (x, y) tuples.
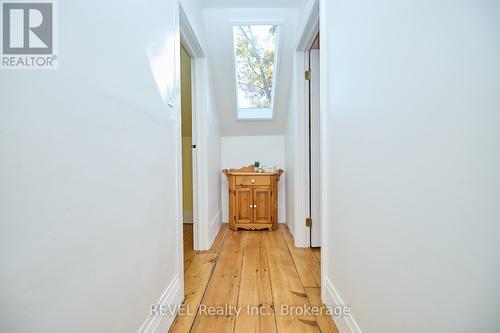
(235, 188), (252, 224)
(253, 187), (271, 224)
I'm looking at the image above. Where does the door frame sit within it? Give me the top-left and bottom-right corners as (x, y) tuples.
(293, 0), (319, 248)
(308, 47), (321, 247)
(179, 5), (205, 255)
(294, 0), (332, 307)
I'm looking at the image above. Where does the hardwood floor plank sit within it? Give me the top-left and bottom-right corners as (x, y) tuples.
(190, 231), (247, 333)
(264, 230), (321, 333)
(183, 231), (196, 272)
(184, 224), (193, 240)
(234, 232), (277, 333)
(279, 225), (321, 288)
(184, 254), (194, 272)
(312, 247), (321, 264)
(169, 253), (218, 333)
(219, 227), (246, 255)
(185, 223), (228, 272)
(173, 224), (332, 333)
(304, 288), (340, 333)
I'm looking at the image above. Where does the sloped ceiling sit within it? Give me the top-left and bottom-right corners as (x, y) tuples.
(202, 7), (300, 136)
(199, 0), (305, 8)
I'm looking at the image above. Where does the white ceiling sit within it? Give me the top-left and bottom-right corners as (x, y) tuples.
(199, 0), (306, 8)
(203, 8), (300, 136)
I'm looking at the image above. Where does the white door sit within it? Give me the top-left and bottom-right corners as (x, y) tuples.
(309, 48), (321, 247)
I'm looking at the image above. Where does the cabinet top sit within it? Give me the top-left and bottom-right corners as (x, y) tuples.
(222, 165), (284, 177)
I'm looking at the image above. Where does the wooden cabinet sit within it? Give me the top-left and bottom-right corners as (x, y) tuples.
(223, 166), (283, 231)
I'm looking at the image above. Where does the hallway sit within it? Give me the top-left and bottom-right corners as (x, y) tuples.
(171, 225), (338, 333)
(2, 0), (499, 332)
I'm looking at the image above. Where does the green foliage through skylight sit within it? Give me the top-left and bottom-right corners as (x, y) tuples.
(232, 25), (279, 119)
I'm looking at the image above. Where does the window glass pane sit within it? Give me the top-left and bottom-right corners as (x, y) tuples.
(232, 25), (278, 117)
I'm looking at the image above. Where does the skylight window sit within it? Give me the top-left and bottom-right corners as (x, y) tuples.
(232, 25), (279, 120)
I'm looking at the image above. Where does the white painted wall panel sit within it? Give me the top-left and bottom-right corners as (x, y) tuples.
(0, 0), (182, 332)
(321, 0), (500, 332)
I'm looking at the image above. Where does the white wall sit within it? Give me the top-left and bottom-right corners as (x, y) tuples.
(320, 0), (500, 332)
(285, 51), (308, 247)
(201, 72), (223, 247)
(285, 90), (297, 238)
(0, 1), (183, 332)
(181, 0), (222, 250)
(203, 8), (299, 136)
(221, 136), (286, 224)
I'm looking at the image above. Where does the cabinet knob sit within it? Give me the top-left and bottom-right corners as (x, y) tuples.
(251, 179), (255, 183)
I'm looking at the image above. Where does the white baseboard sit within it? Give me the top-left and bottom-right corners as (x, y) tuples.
(208, 208), (222, 245)
(324, 276), (362, 333)
(183, 210), (193, 223)
(138, 274), (183, 333)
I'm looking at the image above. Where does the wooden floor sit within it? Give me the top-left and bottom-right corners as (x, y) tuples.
(170, 224), (339, 333)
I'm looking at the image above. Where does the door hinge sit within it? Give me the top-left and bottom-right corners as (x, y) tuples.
(306, 217), (312, 227)
(305, 70), (311, 81)
(191, 144), (197, 149)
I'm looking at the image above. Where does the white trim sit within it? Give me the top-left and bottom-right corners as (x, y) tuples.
(323, 277), (362, 333)
(137, 275), (183, 333)
(289, 51), (308, 248)
(173, 0), (184, 322)
(237, 107), (273, 120)
(319, 0), (329, 315)
(210, 209), (222, 227)
(296, 0), (319, 51)
(192, 57), (206, 251)
(309, 48), (321, 247)
(179, 5), (206, 252)
(208, 208), (222, 247)
(190, 65), (199, 243)
(291, 1), (319, 248)
(318, 0), (328, 292)
(180, 5), (204, 58)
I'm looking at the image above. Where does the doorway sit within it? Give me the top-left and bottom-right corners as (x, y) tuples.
(306, 33), (321, 247)
(180, 43), (196, 270)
